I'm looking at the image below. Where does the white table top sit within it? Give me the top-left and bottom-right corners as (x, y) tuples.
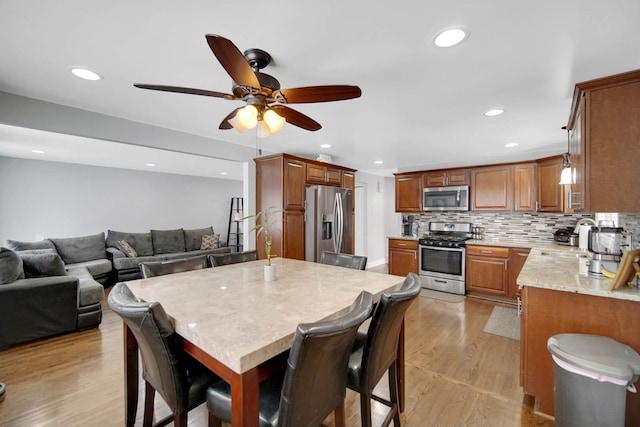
(126, 258), (404, 373)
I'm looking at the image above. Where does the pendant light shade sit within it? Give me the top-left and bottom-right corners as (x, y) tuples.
(559, 162), (573, 185)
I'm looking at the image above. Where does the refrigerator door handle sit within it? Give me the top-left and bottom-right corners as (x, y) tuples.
(336, 192), (344, 253)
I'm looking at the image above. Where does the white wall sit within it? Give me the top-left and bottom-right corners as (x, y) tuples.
(0, 156), (242, 245)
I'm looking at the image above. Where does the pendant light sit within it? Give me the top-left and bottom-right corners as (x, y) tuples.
(559, 127), (572, 185)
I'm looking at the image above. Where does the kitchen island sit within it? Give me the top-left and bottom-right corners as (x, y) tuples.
(518, 246), (640, 423)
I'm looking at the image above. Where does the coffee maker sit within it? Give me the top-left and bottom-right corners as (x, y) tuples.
(401, 215), (416, 237)
(586, 226), (624, 276)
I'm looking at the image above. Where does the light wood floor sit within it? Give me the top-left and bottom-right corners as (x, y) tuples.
(0, 272), (555, 426)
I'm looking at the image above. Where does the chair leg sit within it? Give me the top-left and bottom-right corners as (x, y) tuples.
(143, 382), (155, 427)
(360, 392), (373, 427)
(208, 412), (222, 427)
(388, 364), (401, 427)
(334, 400), (346, 427)
(173, 410), (188, 427)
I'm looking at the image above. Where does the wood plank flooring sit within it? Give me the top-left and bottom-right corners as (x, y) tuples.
(0, 273), (555, 426)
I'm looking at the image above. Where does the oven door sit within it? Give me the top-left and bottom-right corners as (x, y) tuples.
(419, 245), (465, 280)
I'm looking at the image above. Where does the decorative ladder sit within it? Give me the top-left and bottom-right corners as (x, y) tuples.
(227, 197), (243, 253)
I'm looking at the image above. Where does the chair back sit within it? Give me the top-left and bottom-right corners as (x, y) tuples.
(209, 250), (258, 267)
(359, 273), (421, 391)
(278, 291), (374, 427)
(108, 282), (190, 413)
(139, 255), (208, 278)
(319, 251), (368, 270)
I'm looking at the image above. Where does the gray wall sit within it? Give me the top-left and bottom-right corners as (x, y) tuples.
(0, 156), (242, 245)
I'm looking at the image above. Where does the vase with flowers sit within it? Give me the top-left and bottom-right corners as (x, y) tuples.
(244, 206), (281, 281)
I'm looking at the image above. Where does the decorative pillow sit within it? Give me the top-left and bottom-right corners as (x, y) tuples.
(201, 234), (220, 250)
(184, 227), (214, 251)
(50, 233), (106, 264)
(5, 239), (56, 252)
(107, 230), (153, 256)
(0, 247), (25, 285)
(20, 253), (67, 278)
(117, 240), (138, 258)
(151, 229), (186, 254)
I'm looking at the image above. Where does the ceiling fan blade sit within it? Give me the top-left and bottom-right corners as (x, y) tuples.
(219, 107), (242, 130)
(272, 85), (362, 104)
(205, 34), (260, 89)
(134, 84), (236, 99)
(270, 105), (322, 131)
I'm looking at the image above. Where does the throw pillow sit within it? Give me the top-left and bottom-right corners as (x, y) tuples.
(20, 253), (67, 278)
(107, 230), (153, 256)
(117, 240), (138, 258)
(0, 247), (25, 284)
(151, 229), (186, 254)
(184, 226), (215, 251)
(201, 234), (220, 250)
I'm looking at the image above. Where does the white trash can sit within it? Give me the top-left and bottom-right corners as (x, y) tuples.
(547, 334), (640, 427)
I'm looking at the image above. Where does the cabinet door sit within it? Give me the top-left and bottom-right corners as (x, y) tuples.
(342, 172), (355, 190)
(395, 173), (423, 212)
(306, 163), (326, 184)
(423, 172), (446, 187)
(389, 248), (418, 276)
(325, 167), (342, 185)
(513, 163), (536, 212)
(568, 96), (587, 212)
(508, 248), (530, 297)
(466, 255), (509, 295)
(284, 160), (306, 210)
(536, 156), (565, 212)
(282, 210), (305, 260)
(447, 169), (470, 186)
(471, 166), (513, 211)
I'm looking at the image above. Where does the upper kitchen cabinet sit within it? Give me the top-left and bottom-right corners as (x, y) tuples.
(536, 155), (565, 212)
(513, 163), (537, 212)
(394, 172), (422, 212)
(306, 163), (342, 186)
(423, 169), (470, 187)
(342, 171), (355, 190)
(566, 69), (640, 213)
(471, 165), (513, 211)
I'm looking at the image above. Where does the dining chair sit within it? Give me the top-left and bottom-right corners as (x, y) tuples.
(139, 255), (208, 278)
(208, 249), (258, 267)
(346, 273), (422, 427)
(206, 291), (374, 427)
(319, 251), (368, 270)
(108, 282), (221, 427)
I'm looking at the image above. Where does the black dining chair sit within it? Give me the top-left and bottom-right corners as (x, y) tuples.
(206, 291), (374, 427)
(208, 249), (258, 267)
(139, 255), (209, 278)
(108, 282), (221, 427)
(346, 273), (421, 427)
(319, 251), (368, 270)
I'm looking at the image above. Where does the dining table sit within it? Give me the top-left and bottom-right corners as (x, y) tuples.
(122, 257), (406, 427)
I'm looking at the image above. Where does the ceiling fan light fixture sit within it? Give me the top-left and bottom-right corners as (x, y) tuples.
(263, 109), (286, 134)
(236, 105), (258, 129)
(228, 116), (244, 134)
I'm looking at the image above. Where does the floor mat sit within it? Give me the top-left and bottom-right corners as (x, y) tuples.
(483, 306), (520, 340)
(419, 289), (465, 303)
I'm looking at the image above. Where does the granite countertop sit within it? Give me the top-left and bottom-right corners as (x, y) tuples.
(465, 237), (559, 248)
(387, 235), (419, 241)
(517, 245), (640, 302)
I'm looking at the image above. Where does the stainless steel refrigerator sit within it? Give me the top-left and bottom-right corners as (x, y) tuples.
(305, 185), (354, 262)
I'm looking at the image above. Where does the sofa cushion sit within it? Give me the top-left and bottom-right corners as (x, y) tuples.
(50, 233), (106, 264)
(106, 230), (153, 257)
(117, 240), (138, 257)
(5, 239), (56, 252)
(20, 253), (67, 278)
(67, 259), (112, 278)
(65, 265), (105, 306)
(0, 247), (25, 284)
(151, 229), (186, 254)
(112, 255), (161, 271)
(184, 227), (215, 251)
(201, 234), (220, 250)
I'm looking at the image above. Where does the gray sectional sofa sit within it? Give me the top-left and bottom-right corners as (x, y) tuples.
(0, 233), (108, 349)
(106, 226), (231, 281)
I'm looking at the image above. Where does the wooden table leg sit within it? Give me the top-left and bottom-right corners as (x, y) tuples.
(230, 367), (260, 427)
(397, 320), (405, 412)
(124, 324), (139, 427)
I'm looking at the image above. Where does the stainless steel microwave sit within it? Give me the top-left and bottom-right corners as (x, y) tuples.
(423, 185), (470, 211)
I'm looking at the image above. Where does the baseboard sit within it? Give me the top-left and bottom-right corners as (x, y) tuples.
(367, 258), (387, 269)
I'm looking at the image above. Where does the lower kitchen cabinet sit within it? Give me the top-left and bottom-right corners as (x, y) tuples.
(388, 238), (418, 276)
(466, 245), (510, 298)
(508, 247), (530, 298)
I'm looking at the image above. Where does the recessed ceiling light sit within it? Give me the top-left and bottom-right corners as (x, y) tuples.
(70, 68), (102, 81)
(484, 109), (504, 117)
(374, 160), (384, 165)
(505, 143), (519, 148)
(31, 149), (46, 154)
(219, 172), (228, 175)
(320, 144), (331, 149)
(434, 28), (469, 48)
(145, 163), (156, 167)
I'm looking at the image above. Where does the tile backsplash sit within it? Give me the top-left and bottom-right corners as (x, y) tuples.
(410, 212), (640, 249)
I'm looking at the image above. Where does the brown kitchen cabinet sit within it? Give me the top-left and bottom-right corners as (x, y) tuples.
(306, 163), (342, 186)
(566, 69), (640, 213)
(342, 171), (355, 190)
(536, 155), (565, 212)
(471, 166), (513, 211)
(388, 238), (419, 276)
(465, 245), (510, 299)
(423, 169), (470, 187)
(508, 247), (530, 298)
(394, 172), (422, 212)
(255, 153), (357, 261)
(513, 163), (537, 212)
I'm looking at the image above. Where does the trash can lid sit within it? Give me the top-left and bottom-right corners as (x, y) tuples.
(548, 334), (640, 381)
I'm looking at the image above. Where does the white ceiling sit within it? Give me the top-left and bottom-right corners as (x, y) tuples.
(1, 0), (639, 176)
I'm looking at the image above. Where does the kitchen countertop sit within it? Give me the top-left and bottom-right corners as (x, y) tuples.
(517, 245), (640, 302)
(387, 235), (419, 241)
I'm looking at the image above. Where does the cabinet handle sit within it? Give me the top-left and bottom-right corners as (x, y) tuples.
(505, 260), (508, 270)
(287, 162), (302, 168)
(481, 250), (493, 254)
(445, 176), (449, 186)
(398, 243), (407, 246)
(535, 201), (539, 211)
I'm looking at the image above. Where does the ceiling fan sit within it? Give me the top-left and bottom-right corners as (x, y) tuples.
(134, 34), (362, 135)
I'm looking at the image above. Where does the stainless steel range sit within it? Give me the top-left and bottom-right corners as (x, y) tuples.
(418, 222), (473, 295)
